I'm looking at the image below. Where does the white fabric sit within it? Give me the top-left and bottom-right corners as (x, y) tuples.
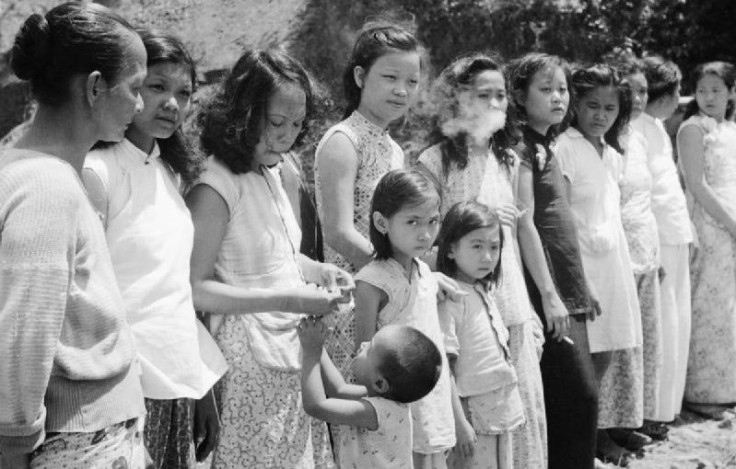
(653, 244), (691, 420)
(631, 113), (692, 245)
(556, 128), (642, 353)
(84, 140), (226, 399)
(197, 157), (306, 371)
(337, 397), (413, 469)
(355, 259), (456, 454)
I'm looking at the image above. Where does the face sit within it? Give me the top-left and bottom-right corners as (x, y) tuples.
(449, 225), (501, 284)
(522, 66), (569, 134)
(96, 31), (147, 142)
(575, 85), (620, 140)
(695, 74), (732, 121)
(355, 50), (421, 128)
(627, 72), (648, 120)
(659, 84), (681, 119)
(253, 83), (307, 168)
(375, 197), (440, 266)
(456, 69), (507, 142)
(127, 62), (193, 149)
(350, 327), (396, 393)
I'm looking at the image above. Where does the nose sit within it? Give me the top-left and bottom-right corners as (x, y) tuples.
(134, 93), (144, 114)
(551, 90), (562, 103)
(393, 85), (408, 97)
(163, 95), (179, 111)
(490, 97), (502, 109)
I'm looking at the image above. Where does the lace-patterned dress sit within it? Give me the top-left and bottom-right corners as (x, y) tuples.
(620, 124), (662, 420)
(418, 143), (548, 469)
(314, 111), (404, 372)
(678, 115), (736, 404)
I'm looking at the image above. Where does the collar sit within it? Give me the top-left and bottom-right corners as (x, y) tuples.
(350, 110), (389, 135)
(121, 138), (161, 165)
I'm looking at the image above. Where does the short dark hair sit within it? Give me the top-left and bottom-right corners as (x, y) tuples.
(641, 55), (682, 104)
(343, 20), (422, 118)
(198, 49), (315, 174)
(369, 169), (440, 260)
(437, 201), (504, 289)
(569, 64), (632, 154)
(378, 326), (442, 403)
(426, 52), (520, 176)
(506, 53), (572, 140)
(137, 28), (204, 187)
(11, 2), (137, 107)
(683, 61), (736, 121)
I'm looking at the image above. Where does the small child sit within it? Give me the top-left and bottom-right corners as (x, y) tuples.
(299, 317), (442, 469)
(437, 201), (525, 469)
(354, 168), (457, 468)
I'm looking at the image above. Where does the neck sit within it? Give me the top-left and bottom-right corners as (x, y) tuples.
(579, 128), (604, 156)
(645, 102), (669, 121)
(392, 252), (414, 276)
(356, 105), (390, 130)
(125, 125), (156, 154)
(13, 105), (97, 174)
(527, 121), (551, 137)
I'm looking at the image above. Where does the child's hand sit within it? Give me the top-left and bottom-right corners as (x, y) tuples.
(434, 272), (468, 302)
(319, 264), (355, 302)
(298, 316), (328, 353)
(496, 203), (521, 228)
(454, 413), (477, 459)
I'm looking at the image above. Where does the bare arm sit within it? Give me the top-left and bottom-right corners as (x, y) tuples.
(678, 125), (736, 236)
(81, 168), (109, 230)
(316, 133), (374, 269)
(185, 184), (341, 315)
(353, 280), (385, 349)
(516, 164), (570, 340)
(319, 349), (369, 400)
(299, 318), (378, 429)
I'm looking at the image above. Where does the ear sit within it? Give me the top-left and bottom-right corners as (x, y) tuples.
(513, 89), (527, 109)
(372, 211), (388, 235)
(371, 375), (390, 394)
(447, 243), (457, 259)
(353, 66), (366, 89)
(85, 71), (106, 107)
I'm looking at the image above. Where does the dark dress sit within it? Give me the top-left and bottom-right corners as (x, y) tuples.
(519, 126), (599, 469)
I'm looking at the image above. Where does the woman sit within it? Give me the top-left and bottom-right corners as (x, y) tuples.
(0, 3), (147, 468)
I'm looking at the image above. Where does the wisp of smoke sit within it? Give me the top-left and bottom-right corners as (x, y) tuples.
(440, 93), (506, 145)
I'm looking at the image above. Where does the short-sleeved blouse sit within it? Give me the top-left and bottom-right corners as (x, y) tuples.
(518, 126), (593, 315)
(315, 111), (404, 273)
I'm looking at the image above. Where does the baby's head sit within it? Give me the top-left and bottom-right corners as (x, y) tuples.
(351, 325), (442, 404)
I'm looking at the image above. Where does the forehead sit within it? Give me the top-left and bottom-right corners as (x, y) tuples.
(697, 73), (727, 88)
(627, 72), (647, 89)
(462, 225), (500, 242)
(370, 50), (421, 73)
(532, 66), (565, 84)
(581, 85), (619, 104)
(471, 69), (505, 90)
(394, 197), (440, 216)
(146, 62), (193, 85)
(119, 31), (147, 77)
(268, 83), (306, 116)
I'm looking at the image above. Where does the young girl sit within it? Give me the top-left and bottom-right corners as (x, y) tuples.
(82, 30), (228, 468)
(186, 49), (353, 468)
(437, 201), (525, 469)
(299, 318), (442, 469)
(1, 3), (147, 468)
(677, 61), (736, 419)
(555, 64), (643, 466)
(416, 53), (547, 469)
(506, 53), (599, 469)
(315, 20), (422, 374)
(354, 169), (456, 468)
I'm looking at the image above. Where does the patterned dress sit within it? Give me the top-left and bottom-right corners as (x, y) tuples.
(620, 124), (663, 421)
(418, 143), (548, 469)
(315, 111), (404, 371)
(678, 115), (736, 404)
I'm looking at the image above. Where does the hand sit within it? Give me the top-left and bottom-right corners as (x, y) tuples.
(434, 272), (468, 302)
(454, 414), (477, 459)
(1, 452), (30, 469)
(288, 284), (349, 316)
(542, 293), (570, 342)
(297, 316), (328, 352)
(496, 203), (521, 228)
(588, 295), (602, 322)
(194, 389), (220, 462)
(532, 322), (545, 360)
(317, 264), (355, 301)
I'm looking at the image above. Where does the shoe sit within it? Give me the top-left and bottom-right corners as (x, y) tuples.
(607, 428), (652, 452)
(596, 430), (632, 467)
(638, 420), (669, 441)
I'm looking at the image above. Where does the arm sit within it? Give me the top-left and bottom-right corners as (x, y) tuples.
(185, 184), (341, 315)
(516, 164), (570, 340)
(353, 280), (385, 349)
(299, 318), (378, 429)
(448, 355), (476, 459)
(81, 168), (110, 230)
(319, 349), (368, 400)
(678, 125), (736, 236)
(316, 133), (374, 270)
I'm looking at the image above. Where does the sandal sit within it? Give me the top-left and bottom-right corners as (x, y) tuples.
(607, 428), (651, 452)
(596, 430), (632, 467)
(638, 420), (669, 441)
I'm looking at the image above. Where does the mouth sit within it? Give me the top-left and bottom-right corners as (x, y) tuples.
(156, 116), (178, 126)
(552, 107), (566, 113)
(387, 100), (407, 108)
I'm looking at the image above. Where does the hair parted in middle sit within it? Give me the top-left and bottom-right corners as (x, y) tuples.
(198, 48), (315, 174)
(369, 168), (440, 260)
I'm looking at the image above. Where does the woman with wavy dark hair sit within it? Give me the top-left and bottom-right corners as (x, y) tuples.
(187, 48), (353, 468)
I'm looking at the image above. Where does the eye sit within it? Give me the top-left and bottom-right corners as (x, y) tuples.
(429, 218), (439, 225)
(269, 120), (284, 128)
(408, 78), (419, 86)
(179, 89), (192, 99)
(148, 83), (165, 92)
(383, 74), (397, 81)
(293, 120), (304, 129)
(540, 87), (552, 93)
(559, 87), (568, 94)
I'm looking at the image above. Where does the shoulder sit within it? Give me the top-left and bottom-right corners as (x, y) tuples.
(363, 396), (409, 427)
(417, 143), (443, 175)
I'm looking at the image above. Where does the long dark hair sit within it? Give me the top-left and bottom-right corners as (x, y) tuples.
(137, 28), (204, 187)
(11, 2), (136, 107)
(425, 52), (519, 178)
(569, 64), (632, 154)
(683, 61), (736, 121)
(436, 201), (503, 290)
(369, 169), (440, 260)
(199, 49), (315, 174)
(343, 20), (422, 119)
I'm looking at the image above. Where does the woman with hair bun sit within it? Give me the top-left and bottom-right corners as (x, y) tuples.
(0, 2), (148, 468)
